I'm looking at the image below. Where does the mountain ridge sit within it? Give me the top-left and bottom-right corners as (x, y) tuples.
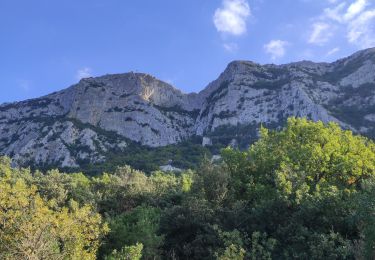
(1, 47), (375, 171)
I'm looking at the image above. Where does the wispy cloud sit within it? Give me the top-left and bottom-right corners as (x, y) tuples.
(323, 0), (368, 23)
(223, 42), (239, 52)
(323, 2), (347, 23)
(344, 0), (368, 20)
(76, 67), (92, 80)
(264, 40), (289, 60)
(213, 0), (251, 36)
(347, 9), (375, 48)
(308, 22), (333, 45)
(326, 47), (340, 56)
(312, 0), (375, 48)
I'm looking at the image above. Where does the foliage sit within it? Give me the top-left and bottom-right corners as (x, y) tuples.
(103, 206), (163, 259)
(220, 117), (375, 258)
(77, 136), (210, 175)
(218, 244), (246, 260)
(222, 117), (375, 202)
(248, 232), (276, 260)
(105, 243), (143, 260)
(2, 117), (375, 259)
(0, 158), (108, 260)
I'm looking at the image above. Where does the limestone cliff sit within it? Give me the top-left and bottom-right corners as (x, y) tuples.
(1, 48), (375, 168)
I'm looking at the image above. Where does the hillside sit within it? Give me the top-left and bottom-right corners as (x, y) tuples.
(1, 48), (375, 171)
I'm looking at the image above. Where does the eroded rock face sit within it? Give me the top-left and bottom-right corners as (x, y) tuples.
(66, 74), (199, 147)
(1, 48), (375, 168)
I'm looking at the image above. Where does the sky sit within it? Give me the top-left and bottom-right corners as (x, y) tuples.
(1, 0), (375, 103)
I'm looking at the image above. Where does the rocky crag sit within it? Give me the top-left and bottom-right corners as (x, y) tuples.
(1, 48), (375, 169)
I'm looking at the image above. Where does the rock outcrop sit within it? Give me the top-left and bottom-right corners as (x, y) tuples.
(1, 48), (375, 168)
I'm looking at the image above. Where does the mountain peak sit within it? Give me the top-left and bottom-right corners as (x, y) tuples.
(352, 47), (375, 56)
(1, 48), (375, 169)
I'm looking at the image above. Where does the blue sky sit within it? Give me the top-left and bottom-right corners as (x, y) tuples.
(1, 0), (374, 103)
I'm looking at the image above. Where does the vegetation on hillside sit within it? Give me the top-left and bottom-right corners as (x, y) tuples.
(2, 117), (375, 259)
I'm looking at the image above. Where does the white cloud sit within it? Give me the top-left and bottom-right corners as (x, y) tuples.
(76, 67), (92, 80)
(264, 40), (289, 60)
(347, 9), (375, 48)
(326, 47), (340, 56)
(213, 0), (251, 36)
(344, 0), (368, 20)
(311, 0), (375, 48)
(308, 22), (333, 45)
(324, 0), (368, 22)
(323, 3), (347, 23)
(223, 42), (239, 52)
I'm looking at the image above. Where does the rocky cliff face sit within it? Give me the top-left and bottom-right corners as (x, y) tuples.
(1, 48), (375, 169)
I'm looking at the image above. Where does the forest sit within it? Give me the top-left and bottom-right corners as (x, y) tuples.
(1, 118), (375, 259)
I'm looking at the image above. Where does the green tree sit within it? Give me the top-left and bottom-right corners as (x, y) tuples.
(218, 244), (246, 260)
(353, 179), (375, 259)
(221, 118), (375, 258)
(103, 206), (164, 259)
(0, 158), (108, 260)
(248, 232), (276, 260)
(105, 243), (143, 260)
(195, 159), (230, 206)
(159, 197), (222, 259)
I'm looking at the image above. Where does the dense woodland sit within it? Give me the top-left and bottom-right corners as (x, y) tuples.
(2, 118), (375, 259)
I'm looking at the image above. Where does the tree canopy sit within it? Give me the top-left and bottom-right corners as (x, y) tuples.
(1, 118), (375, 259)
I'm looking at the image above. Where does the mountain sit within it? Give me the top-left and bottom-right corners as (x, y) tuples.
(1, 48), (375, 172)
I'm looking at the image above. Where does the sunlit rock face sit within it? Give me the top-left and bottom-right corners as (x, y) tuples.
(1, 48), (375, 168)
